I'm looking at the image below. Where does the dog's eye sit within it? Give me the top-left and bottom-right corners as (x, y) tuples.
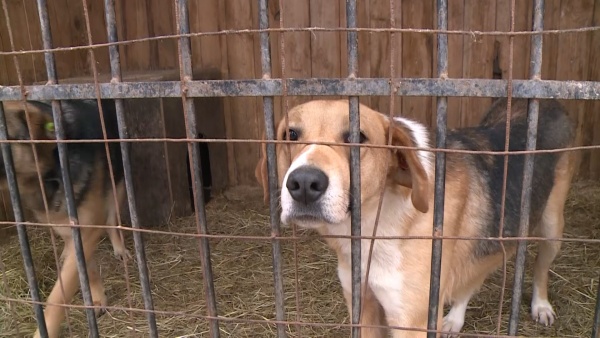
(343, 131), (367, 144)
(283, 129), (299, 141)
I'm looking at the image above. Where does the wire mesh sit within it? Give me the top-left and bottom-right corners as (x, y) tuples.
(0, 0), (598, 337)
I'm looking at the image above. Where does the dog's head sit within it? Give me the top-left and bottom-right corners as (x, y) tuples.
(0, 101), (57, 191)
(255, 99), (432, 228)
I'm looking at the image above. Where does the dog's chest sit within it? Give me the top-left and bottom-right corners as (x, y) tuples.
(328, 203), (410, 316)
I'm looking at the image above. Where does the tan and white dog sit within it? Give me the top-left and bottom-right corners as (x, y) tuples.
(255, 98), (575, 337)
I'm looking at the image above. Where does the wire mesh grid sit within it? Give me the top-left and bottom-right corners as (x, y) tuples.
(0, 0), (599, 337)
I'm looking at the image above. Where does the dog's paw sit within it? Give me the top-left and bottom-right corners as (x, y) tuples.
(531, 298), (556, 326)
(441, 313), (465, 338)
(113, 247), (132, 261)
(93, 294), (108, 318)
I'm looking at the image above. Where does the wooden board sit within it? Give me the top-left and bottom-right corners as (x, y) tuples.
(588, 1), (600, 180)
(310, 0), (342, 79)
(555, 0), (595, 178)
(446, 0), (465, 129)
(116, 0), (151, 72)
(401, 0), (434, 125)
(578, 1), (600, 180)
(1, 0), (46, 85)
(189, 0), (222, 70)
(281, 0), (311, 110)
(460, 0), (496, 127)
(368, 0), (394, 115)
(223, 1), (261, 185)
(192, 69), (229, 198)
(542, 0), (562, 80)
(356, 0), (372, 108)
(495, 0), (533, 81)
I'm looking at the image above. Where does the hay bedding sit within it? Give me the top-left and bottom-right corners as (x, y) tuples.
(0, 181), (599, 337)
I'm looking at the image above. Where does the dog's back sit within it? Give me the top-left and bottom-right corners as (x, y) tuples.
(446, 98), (575, 255)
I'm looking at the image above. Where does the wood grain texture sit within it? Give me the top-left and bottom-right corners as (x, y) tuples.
(460, 0), (496, 127)
(401, 0), (434, 125)
(556, 0), (595, 177)
(587, 1), (600, 180)
(446, 0), (465, 129)
(223, 0), (261, 185)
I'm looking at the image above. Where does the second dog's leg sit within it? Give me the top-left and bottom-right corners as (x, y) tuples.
(87, 257), (108, 317)
(106, 183), (131, 261)
(34, 231), (103, 338)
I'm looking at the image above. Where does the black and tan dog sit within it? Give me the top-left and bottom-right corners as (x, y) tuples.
(0, 99), (130, 338)
(255, 98), (576, 337)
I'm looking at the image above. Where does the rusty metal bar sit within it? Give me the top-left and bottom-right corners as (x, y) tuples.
(427, 0), (449, 337)
(507, 0), (545, 335)
(1, 78), (599, 101)
(174, 0), (220, 336)
(35, 0), (100, 335)
(345, 0), (362, 337)
(593, 279), (600, 338)
(0, 103), (48, 338)
(101, 0), (159, 336)
(257, 0), (287, 337)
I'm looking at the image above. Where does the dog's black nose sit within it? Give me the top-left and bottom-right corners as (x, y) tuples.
(286, 167), (329, 205)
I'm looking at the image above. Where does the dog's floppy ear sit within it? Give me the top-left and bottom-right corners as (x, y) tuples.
(254, 131), (270, 205)
(388, 120), (430, 213)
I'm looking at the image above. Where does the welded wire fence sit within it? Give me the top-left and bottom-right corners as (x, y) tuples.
(0, 0), (599, 337)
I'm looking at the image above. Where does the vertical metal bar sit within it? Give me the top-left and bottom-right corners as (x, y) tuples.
(0, 103), (48, 338)
(258, 1), (287, 337)
(427, 1), (449, 337)
(174, 1), (220, 336)
(102, 1), (159, 337)
(507, 0), (545, 335)
(35, 0), (99, 335)
(345, 1), (361, 337)
(593, 278), (600, 338)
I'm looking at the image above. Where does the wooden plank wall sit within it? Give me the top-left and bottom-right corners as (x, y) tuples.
(1, 0), (599, 184)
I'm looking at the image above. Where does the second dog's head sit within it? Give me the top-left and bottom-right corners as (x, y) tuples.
(255, 100), (432, 229)
(0, 101), (57, 192)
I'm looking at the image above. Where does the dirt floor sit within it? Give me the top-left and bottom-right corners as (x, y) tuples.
(0, 180), (599, 337)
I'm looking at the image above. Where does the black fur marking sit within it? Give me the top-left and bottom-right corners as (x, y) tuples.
(28, 100), (124, 210)
(446, 99), (574, 256)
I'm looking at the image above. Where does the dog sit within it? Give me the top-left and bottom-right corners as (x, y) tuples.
(255, 98), (575, 337)
(0, 99), (131, 338)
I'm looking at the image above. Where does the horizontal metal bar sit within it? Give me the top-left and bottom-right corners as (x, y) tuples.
(1, 78), (599, 101)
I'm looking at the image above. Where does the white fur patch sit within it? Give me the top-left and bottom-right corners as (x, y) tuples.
(280, 145), (347, 227)
(391, 116), (434, 178)
(442, 296), (469, 337)
(332, 188), (415, 321)
(531, 286), (556, 326)
(281, 145), (316, 225)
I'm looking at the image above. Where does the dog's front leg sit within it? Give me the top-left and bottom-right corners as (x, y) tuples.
(34, 230), (103, 338)
(342, 286), (387, 338)
(383, 291), (443, 338)
(338, 260), (386, 338)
